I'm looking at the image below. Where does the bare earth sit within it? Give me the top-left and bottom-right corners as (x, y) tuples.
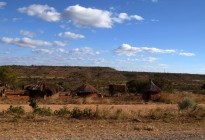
(0, 104), (205, 140)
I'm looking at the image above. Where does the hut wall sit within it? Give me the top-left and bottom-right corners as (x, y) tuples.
(29, 90), (44, 99)
(50, 92), (60, 99)
(77, 92), (97, 97)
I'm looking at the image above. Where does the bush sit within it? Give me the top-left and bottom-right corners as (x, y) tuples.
(70, 107), (82, 119)
(29, 99), (38, 109)
(127, 80), (147, 93)
(83, 108), (94, 118)
(54, 107), (70, 116)
(178, 98), (197, 110)
(7, 105), (25, 115)
(34, 107), (52, 116)
(189, 106), (205, 119)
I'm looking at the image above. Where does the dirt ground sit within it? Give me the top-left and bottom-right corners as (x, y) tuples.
(0, 103), (205, 139)
(0, 117), (204, 140)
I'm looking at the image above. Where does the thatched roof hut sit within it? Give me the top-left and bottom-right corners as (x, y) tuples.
(142, 80), (161, 101)
(24, 82), (62, 99)
(75, 84), (98, 97)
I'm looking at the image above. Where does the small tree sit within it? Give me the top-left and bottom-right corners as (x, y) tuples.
(0, 66), (18, 90)
(127, 80), (147, 93)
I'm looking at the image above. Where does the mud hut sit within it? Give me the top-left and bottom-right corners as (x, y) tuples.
(142, 79), (161, 101)
(75, 84), (98, 97)
(24, 82), (62, 99)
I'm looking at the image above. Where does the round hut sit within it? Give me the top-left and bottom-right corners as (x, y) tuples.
(75, 84), (98, 97)
(142, 79), (161, 101)
(24, 82), (63, 100)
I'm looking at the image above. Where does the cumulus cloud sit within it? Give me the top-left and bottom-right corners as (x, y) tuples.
(113, 13), (144, 23)
(63, 5), (113, 28)
(113, 44), (175, 56)
(20, 30), (35, 38)
(18, 4), (61, 22)
(63, 5), (144, 28)
(69, 47), (98, 55)
(0, 1), (6, 9)
(179, 52), (195, 56)
(32, 49), (53, 54)
(0, 37), (66, 48)
(58, 32), (85, 39)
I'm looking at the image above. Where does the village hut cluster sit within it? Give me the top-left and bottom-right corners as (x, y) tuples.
(21, 79), (161, 102)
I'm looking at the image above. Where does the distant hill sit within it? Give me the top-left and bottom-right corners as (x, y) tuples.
(2, 65), (205, 92)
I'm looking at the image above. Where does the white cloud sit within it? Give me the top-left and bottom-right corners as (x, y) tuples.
(0, 37), (66, 48)
(53, 41), (66, 47)
(63, 5), (113, 28)
(69, 47), (98, 55)
(18, 4), (61, 22)
(150, 19), (159, 22)
(113, 44), (176, 56)
(151, 0), (158, 3)
(130, 15), (144, 21)
(112, 13), (144, 23)
(158, 64), (169, 68)
(58, 48), (68, 54)
(32, 49), (53, 54)
(12, 18), (22, 22)
(0, 1), (6, 9)
(142, 47), (175, 53)
(58, 32), (85, 39)
(179, 52), (195, 56)
(142, 57), (158, 62)
(20, 30), (35, 38)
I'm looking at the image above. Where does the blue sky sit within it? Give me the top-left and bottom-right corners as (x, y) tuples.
(0, 0), (205, 74)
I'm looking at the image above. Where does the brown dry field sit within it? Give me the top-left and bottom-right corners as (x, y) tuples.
(0, 103), (205, 139)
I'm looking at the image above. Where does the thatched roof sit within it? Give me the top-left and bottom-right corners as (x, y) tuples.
(75, 84), (98, 93)
(25, 82), (62, 94)
(142, 80), (161, 93)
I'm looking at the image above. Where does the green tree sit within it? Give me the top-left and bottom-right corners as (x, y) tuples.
(127, 80), (147, 93)
(0, 66), (18, 89)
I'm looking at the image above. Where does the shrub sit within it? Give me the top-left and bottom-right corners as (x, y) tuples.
(54, 107), (70, 116)
(29, 99), (38, 109)
(178, 97), (197, 110)
(83, 108), (94, 118)
(147, 108), (163, 120)
(70, 107), (82, 119)
(34, 107), (52, 116)
(189, 106), (205, 119)
(7, 105), (25, 115)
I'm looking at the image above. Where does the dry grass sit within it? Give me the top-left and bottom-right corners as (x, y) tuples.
(159, 92), (205, 104)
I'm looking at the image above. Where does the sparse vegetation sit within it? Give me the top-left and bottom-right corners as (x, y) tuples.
(54, 107), (70, 116)
(33, 107), (53, 116)
(178, 97), (197, 110)
(7, 105), (25, 115)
